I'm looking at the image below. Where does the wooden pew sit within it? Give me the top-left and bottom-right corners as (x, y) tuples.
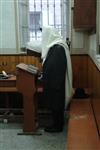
(67, 99), (100, 150)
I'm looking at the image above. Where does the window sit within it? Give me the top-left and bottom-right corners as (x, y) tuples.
(19, 0), (70, 48)
(29, 11), (42, 41)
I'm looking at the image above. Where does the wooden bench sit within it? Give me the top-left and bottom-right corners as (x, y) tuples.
(67, 99), (100, 150)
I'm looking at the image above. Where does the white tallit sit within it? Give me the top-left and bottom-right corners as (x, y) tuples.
(26, 40), (42, 53)
(41, 26), (73, 107)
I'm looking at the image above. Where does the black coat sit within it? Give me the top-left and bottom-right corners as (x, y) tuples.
(42, 44), (67, 111)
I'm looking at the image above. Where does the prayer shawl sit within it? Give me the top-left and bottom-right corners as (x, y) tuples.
(41, 26), (73, 107)
(26, 40), (42, 53)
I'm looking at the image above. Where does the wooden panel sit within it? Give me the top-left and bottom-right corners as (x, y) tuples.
(74, 0), (96, 30)
(0, 76), (17, 92)
(88, 57), (100, 141)
(18, 56), (42, 71)
(10, 56), (19, 73)
(71, 55), (88, 88)
(0, 55), (42, 73)
(92, 99), (100, 137)
(0, 56), (11, 72)
(87, 57), (93, 90)
(0, 56), (18, 73)
(88, 57), (100, 98)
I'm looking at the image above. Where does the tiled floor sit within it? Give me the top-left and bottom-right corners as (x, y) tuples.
(0, 123), (67, 150)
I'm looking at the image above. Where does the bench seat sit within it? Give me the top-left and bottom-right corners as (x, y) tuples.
(67, 99), (100, 150)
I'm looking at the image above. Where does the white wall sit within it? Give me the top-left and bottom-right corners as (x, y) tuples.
(89, 34), (96, 55)
(70, 0), (87, 54)
(89, 0), (100, 55)
(0, 0), (17, 54)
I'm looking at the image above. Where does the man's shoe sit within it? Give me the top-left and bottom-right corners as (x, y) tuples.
(44, 127), (63, 133)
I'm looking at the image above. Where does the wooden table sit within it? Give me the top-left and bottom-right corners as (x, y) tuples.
(0, 65), (40, 135)
(0, 75), (17, 92)
(0, 75), (18, 115)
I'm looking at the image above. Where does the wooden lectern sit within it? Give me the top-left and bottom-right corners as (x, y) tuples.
(16, 63), (39, 135)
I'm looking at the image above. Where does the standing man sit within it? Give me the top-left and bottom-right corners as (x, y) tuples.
(41, 26), (73, 132)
